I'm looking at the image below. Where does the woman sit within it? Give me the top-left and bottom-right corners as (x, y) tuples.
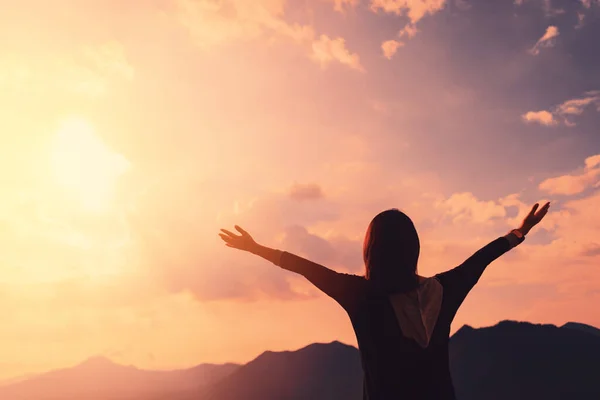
(219, 201), (550, 399)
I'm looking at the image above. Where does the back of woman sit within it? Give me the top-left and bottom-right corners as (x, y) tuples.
(348, 276), (456, 400)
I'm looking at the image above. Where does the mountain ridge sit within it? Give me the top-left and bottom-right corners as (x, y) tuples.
(2, 320), (599, 400)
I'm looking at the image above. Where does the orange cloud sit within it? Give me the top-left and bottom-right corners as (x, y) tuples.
(529, 25), (559, 55)
(174, 0), (301, 47)
(399, 23), (418, 38)
(311, 35), (364, 71)
(381, 39), (404, 59)
(522, 91), (600, 127)
(435, 192), (508, 224)
(174, 0), (364, 71)
(370, 0), (447, 23)
(281, 225), (363, 273)
(370, 0), (444, 44)
(521, 110), (558, 126)
(539, 154), (600, 195)
(555, 92), (600, 115)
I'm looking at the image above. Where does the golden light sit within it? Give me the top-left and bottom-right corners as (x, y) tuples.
(50, 116), (129, 212)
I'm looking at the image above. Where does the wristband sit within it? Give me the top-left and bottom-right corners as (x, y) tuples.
(505, 229), (525, 248)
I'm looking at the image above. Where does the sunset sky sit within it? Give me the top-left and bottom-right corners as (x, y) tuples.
(1, 0), (600, 381)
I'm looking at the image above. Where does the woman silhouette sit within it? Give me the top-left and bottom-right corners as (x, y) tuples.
(219, 201), (550, 400)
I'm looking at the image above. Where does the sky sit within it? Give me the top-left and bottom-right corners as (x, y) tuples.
(1, 0), (599, 380)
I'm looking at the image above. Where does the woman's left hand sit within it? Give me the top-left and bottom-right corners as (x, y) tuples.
(219, 225), (258, 252)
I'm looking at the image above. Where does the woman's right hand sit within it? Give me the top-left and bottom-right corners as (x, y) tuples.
(519, 202), (550, 235)
(219, 225), (258, 252)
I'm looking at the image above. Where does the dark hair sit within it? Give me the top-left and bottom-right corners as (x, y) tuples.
(363, 209), (420, 293)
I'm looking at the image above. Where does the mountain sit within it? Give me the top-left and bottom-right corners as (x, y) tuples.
(2, 320), (600, 400)
(197, 321), (600, 400)
(449, 320), (600, 400)
(0, 373), (38, 388)
(200, 341), (363, 400)
(561, 321), (600, 337)
(0, 356), (239, 400)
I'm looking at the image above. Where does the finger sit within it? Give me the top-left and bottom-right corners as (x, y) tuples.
(220, 229), (239, 238)
(535, 202), (550, 216)
(225, 243), (235, 248)
(527, 203), (539, 217)
(219, 234), (233, 243)
(235, 225), (249, 236)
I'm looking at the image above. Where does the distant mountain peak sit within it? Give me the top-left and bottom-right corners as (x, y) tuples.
(452, 324), (475, 338)
(495, 320), (556, 329)
(76, 356), (121, 369)
(329, 340), (350, 347)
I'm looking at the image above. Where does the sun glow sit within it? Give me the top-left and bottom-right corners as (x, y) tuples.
(51, 116), (130, 212)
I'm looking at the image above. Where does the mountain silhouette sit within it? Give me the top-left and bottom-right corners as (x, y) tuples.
(449, 320), (600, 400)
(2, 320), (599, 399)
(561, 321), (600, 337)
(0, 356), (238, 400)
(201, 340), (363, 400)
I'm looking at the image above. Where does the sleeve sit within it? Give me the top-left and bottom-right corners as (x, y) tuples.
(275, 251), (364, 310)
(436, 232), (522, 313)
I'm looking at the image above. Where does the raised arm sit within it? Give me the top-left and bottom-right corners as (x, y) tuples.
(437, 202), (550, 310)
(219, 226), (363, 309)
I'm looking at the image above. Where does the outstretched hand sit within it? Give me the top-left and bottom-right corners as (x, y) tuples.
(219, 225), (258, 253)
(519, 202), (550, 235)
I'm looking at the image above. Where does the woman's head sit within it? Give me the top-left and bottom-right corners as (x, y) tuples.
(363, 209), (420, 291)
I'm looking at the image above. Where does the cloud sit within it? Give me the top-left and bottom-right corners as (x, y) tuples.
(579, 0), (600, 8)
(399, 23), (418, 38)
(310, 34), (364, 71)
(585, 155), (600, 169)
(521, 110), (558, 126)
(370, 0), (445, 44)
(538, 154), (600, 195)
(541, 0), (565, 16)
(125, 175), (345, 302)
(516, 0), (565, 16)
(289, 183), (325, 201)
(330, 0), (360, 13)
(174, 0), (312, 47)
(522, 91), (600, 127)
(529, 25), (559, 55)
(0, 41), (134, 97)
(434, 192), (508, 224)
(555, 92), (600, 115)
(504, 186), (600, 296)
(454, 0), (471, 10)
(381, 39), (404, 59)
(281, 225), (363, 273)
(131, 209), (310, 302)
(173, 0), (366, 71)
(370, 0), (447, 23)
(580, 243), (600, 257)
(380, 23), (417, 57)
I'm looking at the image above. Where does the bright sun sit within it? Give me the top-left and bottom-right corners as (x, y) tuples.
(51, 116), (130, 212)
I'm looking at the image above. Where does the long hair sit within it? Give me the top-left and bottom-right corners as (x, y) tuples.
(363, 208), (420, 293)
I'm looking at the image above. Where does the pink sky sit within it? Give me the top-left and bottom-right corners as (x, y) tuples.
(1, 0), (599, 381)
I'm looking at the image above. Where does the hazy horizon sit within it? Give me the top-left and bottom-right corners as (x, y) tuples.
(2, 318), (597, 382)
(1, 0), (599, 380)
